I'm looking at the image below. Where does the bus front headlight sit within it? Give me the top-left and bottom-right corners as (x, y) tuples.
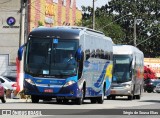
(122, 84), (131, 88)
(25, 79), (35, 85)
(64, 81), (76, 87)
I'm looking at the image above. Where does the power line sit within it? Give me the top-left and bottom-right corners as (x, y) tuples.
(136, 32), (160, 46)
(98, 14), (130, 31)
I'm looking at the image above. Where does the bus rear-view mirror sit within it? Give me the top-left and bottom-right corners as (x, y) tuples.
(18, 44), (26, 61)
(75, 47), (82, 62)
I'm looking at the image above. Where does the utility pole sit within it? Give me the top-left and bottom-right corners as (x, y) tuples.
(92, 0), (95, 29)
(19, 0), (26, 91)
(19, 0), (26, 47)
(133, 17), (137, 47)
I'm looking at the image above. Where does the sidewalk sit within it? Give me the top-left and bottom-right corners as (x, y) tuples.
(5, 98), (30, 103)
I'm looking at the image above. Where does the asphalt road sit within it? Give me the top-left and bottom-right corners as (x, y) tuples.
(0, 92), (160, 118)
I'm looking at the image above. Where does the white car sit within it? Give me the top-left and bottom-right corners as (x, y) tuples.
(0, 76), (17, 91)
(155, 83), (160, 93)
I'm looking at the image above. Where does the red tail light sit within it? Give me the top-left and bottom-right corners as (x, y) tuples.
(12, 83), (17, 87)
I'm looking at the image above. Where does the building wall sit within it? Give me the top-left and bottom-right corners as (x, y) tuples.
(144, 58), (160, 78)
(0, 0), (20, 64)
(0, 0), (82, 65)
(29, 0), (82, 31)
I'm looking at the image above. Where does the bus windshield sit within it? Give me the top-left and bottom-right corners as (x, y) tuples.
(25, 38), (78, 78)
(112, 55), (132, 83)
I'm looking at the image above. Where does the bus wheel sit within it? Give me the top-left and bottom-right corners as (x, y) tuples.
(135, 95), (141, 99)
(63, 99), (69, 104)
(111, 96), (116, 100)
(97, 89), (104, 104)
(56, 99), (63, 104)
(76, 89), (84, 105)
(90, 98), (97, 103)
(107, 96), (111, 100)
(1, 96), (6, 103)
(31, 95), (39, 103)
(128, 95), (133, 100)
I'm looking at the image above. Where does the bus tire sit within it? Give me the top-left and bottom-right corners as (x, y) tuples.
(107, 95), (111, 100)
(136, 95), (141, 99)
(1, 96), (6, 103)
(76, 88), (84, 105)
(128, 95), (133, 100)
(90, 98), (97, 103)
(31, 95), (39, 103)
(111, 96), (116, 100)
(63, 99), (69, 104)
(56, 99), (62, 104)
(97, 88), (104, 104)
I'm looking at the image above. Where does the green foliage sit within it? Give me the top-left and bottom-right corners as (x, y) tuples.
(108, 0), (160, 57)
(81, 0), (160, 57)
(38, 21), (43, 26)
(80, 5), (125, 44)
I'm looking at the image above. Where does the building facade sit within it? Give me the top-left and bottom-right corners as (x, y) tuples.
(0, 0), (21, 64)
(0, 0), (82, 75)
(28, 0), (82, 32)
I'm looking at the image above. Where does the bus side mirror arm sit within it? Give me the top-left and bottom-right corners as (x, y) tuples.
(75, 47), (82, 62)
(18, 43), (27, 61)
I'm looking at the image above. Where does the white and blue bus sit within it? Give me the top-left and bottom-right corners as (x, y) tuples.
(18, 26), (113, 104)
(109, 45), (144, 100)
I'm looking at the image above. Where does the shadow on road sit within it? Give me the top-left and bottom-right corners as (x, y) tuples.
(139, 100), (160, 103)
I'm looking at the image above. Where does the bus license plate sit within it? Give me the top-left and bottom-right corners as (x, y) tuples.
(44, 89), (53, 93)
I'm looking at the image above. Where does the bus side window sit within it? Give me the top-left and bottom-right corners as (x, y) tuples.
(85, 49), (90, 60)
(110, 52), (113, 60)
(91, 50), (95, 58)
(100, 50), (105, 59)
(104, 51), (109, 60)
(96, 49), (100, 58)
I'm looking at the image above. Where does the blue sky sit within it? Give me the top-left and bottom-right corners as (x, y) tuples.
(76, 0), (109, 10)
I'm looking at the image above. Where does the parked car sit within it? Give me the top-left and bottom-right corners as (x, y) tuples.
(0, 81), (6, 103)
(155, 83), (160, 93)
(0, 76), (17, 91)
(144, 79), (160, 93)
(3, 76), (16, 82)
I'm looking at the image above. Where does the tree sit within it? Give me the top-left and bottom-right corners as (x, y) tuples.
(80, 5), (125, 43)
(107, 0), (160, 57)
(79, 1), (160, 57)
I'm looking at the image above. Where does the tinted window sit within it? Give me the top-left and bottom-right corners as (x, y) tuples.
(4, 76), (16, 82)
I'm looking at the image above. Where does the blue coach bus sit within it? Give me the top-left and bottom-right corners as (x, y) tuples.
(18, 26), (113, 105)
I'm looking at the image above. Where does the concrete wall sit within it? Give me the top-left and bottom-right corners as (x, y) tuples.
(0, 0), (20, 64)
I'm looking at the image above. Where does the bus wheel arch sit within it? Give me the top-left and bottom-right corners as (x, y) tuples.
(76, 82), (86, 105)
(97, 84), (105, 104)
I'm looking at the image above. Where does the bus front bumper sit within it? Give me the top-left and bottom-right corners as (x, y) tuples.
(23, 81), (83, 99)
(110, 87), (132, 96)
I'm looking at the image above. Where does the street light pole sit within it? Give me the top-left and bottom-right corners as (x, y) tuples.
(133, 17), (137, 46)
(19, 0), (26, 47)
(19, 0), (26, 92)
(92, 0), (95, 29)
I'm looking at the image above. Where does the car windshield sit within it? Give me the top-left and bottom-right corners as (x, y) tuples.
(25, 38), (78, 78)
(4, 76), (16, 82)
(112, 55), (132, 83)
(3, 76), (12, 82)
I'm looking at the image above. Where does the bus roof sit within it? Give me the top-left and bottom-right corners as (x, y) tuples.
(29, 26), (81, 40)
(29, 26), (104, 40)
(113, 45), (143, 55)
